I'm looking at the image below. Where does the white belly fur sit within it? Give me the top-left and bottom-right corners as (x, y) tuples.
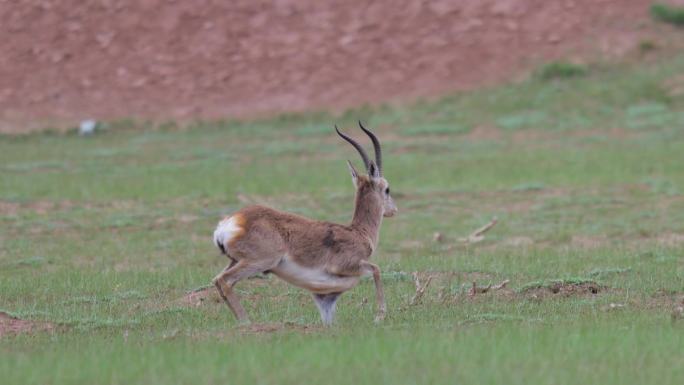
(272, 255), (360, 294)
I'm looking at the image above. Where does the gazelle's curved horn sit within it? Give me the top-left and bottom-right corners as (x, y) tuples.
(358, 121), (382, 175)
(335, 125), (370, 171)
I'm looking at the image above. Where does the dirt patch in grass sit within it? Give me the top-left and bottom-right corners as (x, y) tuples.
(571, 235), (610, 249)
(0, 201), (21, 216)
(0, 199), (93, 216)
(664, 74), (684, 97)
(178, 286), (222, 307)
(238, 322), (322, 334)
(0, 200), (72, 218)
(464, 125), (503, 141)
(567, 232), (684, 250)
(423, 276), (614, 306)
(502, 236), (535, 247)
(647, 289), (684, 308)
(190, 322), (323, 339)
(520, 279), (605, 300)
(0, 311), (55, 338)
(656, 233), (684, 247)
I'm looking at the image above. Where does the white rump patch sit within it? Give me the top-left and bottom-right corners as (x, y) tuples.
(213, 216), (243, 250)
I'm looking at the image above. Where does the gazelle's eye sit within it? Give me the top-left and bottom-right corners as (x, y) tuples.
(385, 187), (390, 195)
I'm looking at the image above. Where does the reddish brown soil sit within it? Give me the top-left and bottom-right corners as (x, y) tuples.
(0, 0), (679, 133)
(0, 311), (54, 337)
(522, 281), (605, 300)
(238, 322), (321, 334)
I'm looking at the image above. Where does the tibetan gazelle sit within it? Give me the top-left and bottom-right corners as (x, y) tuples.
(212, 122), (397, 325)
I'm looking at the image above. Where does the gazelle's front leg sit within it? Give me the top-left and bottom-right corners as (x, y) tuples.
(360, 261), (386, 323)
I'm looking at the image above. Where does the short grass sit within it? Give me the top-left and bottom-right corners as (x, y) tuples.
(651, 3), (684, 26)
(535, 61), (588, 81)
(1, 55), (684, 384)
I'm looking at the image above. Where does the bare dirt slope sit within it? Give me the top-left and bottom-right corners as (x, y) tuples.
(0, 0), (678, 132)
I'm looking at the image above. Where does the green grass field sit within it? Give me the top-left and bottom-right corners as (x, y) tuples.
(2, 55), (684, 384)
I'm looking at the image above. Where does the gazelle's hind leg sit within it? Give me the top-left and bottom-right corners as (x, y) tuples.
(312, 293), (341, 326)
(224, 258), (237, 270)
(213, 259), (274, 324)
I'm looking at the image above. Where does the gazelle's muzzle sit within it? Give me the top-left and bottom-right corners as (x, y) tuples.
(384, 202), (398, 217)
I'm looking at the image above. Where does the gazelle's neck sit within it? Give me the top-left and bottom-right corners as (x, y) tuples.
(350, 182), (383, 245)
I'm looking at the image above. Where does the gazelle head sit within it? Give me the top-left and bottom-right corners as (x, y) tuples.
(336, 121), (398, 218)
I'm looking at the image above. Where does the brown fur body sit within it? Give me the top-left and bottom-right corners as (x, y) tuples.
(221, 176), (386, 294)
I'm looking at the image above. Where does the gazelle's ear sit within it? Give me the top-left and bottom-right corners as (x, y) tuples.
(347, 160), (359, 187)
(368, 160), (380, 179)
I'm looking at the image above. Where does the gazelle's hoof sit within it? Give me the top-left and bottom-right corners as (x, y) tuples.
(373, 313), (386, 324)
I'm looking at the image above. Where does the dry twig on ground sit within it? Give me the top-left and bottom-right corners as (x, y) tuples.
(459, 217), (498, 244)
(410, 272), (433, 305)
(468, 279), (509, 296)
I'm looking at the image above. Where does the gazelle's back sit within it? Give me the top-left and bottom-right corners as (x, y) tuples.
(216, 205), (370, 266)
